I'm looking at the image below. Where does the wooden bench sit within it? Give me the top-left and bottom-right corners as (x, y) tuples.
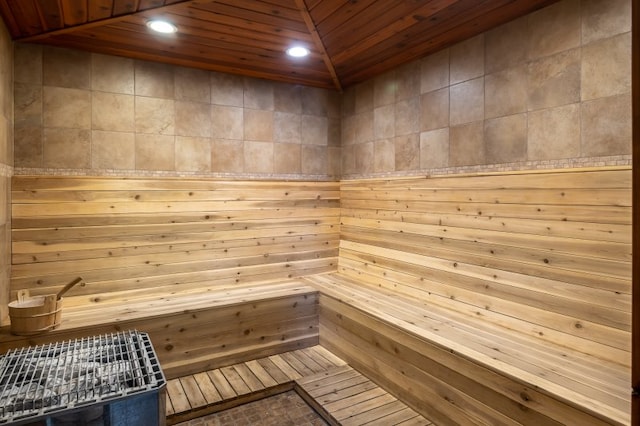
(3, 176), (339, 377)
(0, 280), (320, 379)
(304, 167), (632, 426)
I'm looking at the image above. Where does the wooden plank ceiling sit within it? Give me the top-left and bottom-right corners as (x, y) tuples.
(0, 0), (560, 90)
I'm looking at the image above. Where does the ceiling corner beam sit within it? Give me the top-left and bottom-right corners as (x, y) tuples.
(17, 0), (192, 43)
(294, 0), (343, 92)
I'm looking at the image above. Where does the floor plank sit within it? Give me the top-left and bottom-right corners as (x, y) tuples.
(166, 345), (434, 426)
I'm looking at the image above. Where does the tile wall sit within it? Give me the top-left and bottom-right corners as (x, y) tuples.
(341, 0), (632, 178)
(0, 18), (11, 325)
(13, 46), (341, 180)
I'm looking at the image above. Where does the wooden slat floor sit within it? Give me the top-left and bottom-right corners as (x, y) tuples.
(165, 345), (433, 426)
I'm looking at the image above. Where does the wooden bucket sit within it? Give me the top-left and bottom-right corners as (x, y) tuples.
(8, 290), (63, 335)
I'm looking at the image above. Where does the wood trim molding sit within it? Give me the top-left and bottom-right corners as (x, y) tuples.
(294, 0), (343, 92)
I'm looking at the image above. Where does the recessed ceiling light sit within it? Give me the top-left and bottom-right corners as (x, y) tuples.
(146, 20), (178, 34)
(286, 46), (309, 58)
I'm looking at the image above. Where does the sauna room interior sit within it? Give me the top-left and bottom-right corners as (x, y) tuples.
(0, 0), (636, 425)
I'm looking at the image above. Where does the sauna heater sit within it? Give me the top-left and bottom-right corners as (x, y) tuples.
(0, 330), (166, 425)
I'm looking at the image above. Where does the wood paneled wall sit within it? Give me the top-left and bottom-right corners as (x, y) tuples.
(337, 167), (632, 364)
(10, 176), (340, 304)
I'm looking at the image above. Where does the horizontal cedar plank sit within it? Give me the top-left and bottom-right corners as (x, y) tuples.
(12, 216), (339, 241)
(341, 188), (630, 207)
(11, 189), (340, 203)
(340, 207), (630, 244)
(329, 266), (630, 352)
(340, 199), (631, 225)
(11, 238), (338, 277)
(339, 168), (631, 190)
(12, 199), (338, 216)
(341, 217), (630, 262)
(10, 247), (337, 287)
(213, 0), (304, 23)
(314, 0), (375, 36)
(11, 207), (341, 229)
(12, 233), (338, 264)
(339, 232), (631, 305)
(12, 176), (338, 191)
(12, 224), (338, 254)
(59, 277), (321, 309)
(11, 258), (336, 296)
(340, 226), (631, 284)
(337, 252), (630, 332)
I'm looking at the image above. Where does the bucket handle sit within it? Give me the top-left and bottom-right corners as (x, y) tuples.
(56, 277), (83, 300)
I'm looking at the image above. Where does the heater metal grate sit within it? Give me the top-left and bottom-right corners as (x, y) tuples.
(0, 330), (165, 424)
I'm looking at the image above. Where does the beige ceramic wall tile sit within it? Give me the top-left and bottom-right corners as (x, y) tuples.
(354, 111), (373, 144)
(528, 0), (581, 60)
(274, 83), (302, 114)
(43, 87), (91, 129)
(302, 86), (329, 116)
(135, 61), (174, 99)
(212, 139), (244, 172)
(527, 48), (580, 111)
(485, 65), (527, 119)
(274, 112), (301, 144)
(582, 0), (631, 44)
(135, 134), (175, 170)
(328, 147), (341, 177)
(43, 47), (91, 90)
(176, 136), (211, 172)
(244, 109), (273, 141)
(135, 97), (175, 135)
(395, 61), (420, 101)
(175, 101), (211, 137)
(449, 77), (484, 125)
(355, 80), (374, 114)
(92, 92), (135, 132)
(328, 118), (341, 147)
(420, 49), (449, 93)
(581, 33), (631, 101)
(91, 130), (135, 169)
(14, 83), (42, 128)
(374, 104), (395, 140)
(485, 17), (528, 74)
(527, 103), (580, 160)
(484, 114), (527, 164)
(354, 142), (374, 175)
(14, 127), (42, 167)
(211, 72), (244, 107)
(450, 34), (484, 84)
(327, 91), (341, 118)
(420, 87), (449, 132)
(302, 115), (328, 145)
(341, 115), (356, 146)
(274, 143), (301, 174)
(374, 70), (397, 107)
(374, 138), (395, 173)
(341, 87), (356, 117)
(394, 134), (419, 171)
(581, 93), (631, 156)
(211, 105), (243, 140)
(44, 128), (90, 168)
(449, 122), (485, 166)
(175, 67), (210, 103)
(91, 54), (134, 94)
(395, 97), (420, 136)
(244, 78), (274, 110)
(244, 140), (274, 173)
(341, 144), (355, 175)
(420, 128), (449, 169)
(302, 145), (327, 175)
(14, 43), (42, 84)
